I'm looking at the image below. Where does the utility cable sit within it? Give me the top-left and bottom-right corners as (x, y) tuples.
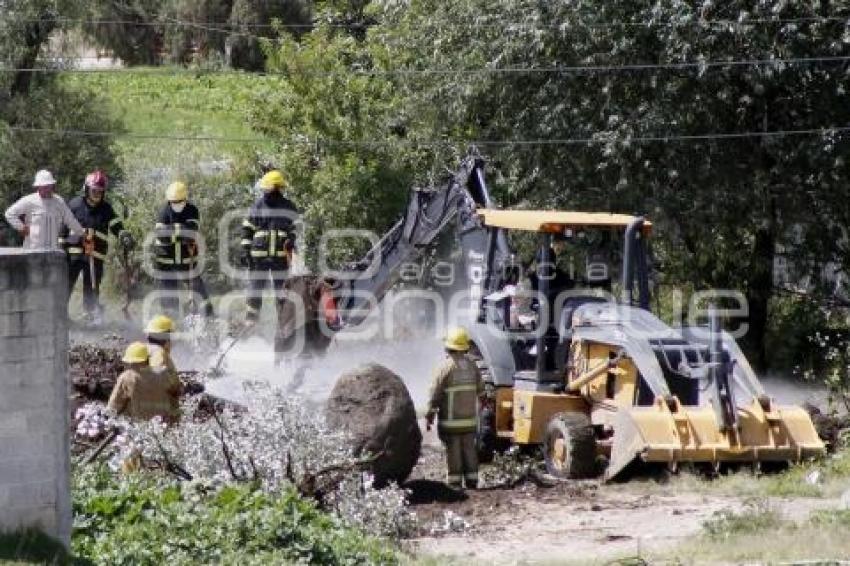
(12, 15), (850, 30)
(6, 54), (850, 76)
(5, 124), (850, 146)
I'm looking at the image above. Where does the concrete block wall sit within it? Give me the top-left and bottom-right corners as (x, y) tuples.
(0, 249), (70, 546)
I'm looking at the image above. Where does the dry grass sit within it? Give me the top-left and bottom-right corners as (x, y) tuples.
(605, 448), (850, 501)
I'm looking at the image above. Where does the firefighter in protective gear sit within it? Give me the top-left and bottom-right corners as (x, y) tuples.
(4, 169), (84, 250)
(426, 327), (485, 490)
(107, 341), (181, 423)
(153, 182), (213, 318)
(59, 170), (134, 322)
(240, 170), (298, 324)
(143, 315), (182, 417)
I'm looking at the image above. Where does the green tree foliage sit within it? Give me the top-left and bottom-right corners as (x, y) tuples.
(367, 0), (850, 369)
(159, 0), (234, 64)
(78, 0), (311, 69)
(78, 0), (164, 65)
(227, 0), (311, 71)
(249, 0), (850, 368)
(251, 24), (425, 266)
(0, 1), (121, 245)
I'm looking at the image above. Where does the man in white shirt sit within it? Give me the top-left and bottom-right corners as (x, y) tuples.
(4, 169), (84, 250)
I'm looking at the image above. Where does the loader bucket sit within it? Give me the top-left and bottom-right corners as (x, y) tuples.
(605, 396), (825, 481)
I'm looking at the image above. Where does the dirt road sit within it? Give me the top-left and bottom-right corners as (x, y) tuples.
(405, 426), (846, 565)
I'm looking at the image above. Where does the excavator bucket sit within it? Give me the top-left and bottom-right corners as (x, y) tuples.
(605, 396), (825, 481)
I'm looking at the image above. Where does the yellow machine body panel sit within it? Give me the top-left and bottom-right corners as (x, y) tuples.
(575, 343), (638, 407)
(477, 208), (653, 235)
(606, 396), (826, 480)
(494, 386), (514, 437)
(512, 390), (589, 444)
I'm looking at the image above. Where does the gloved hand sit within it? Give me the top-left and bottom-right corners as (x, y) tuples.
(239, 249), (251, 268)
(119, 230), (135, 251)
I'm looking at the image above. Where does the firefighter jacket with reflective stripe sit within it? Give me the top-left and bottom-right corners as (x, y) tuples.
(427, 352), (485, 434)
(107, 366), (182, 421)
(240, 192), (298, 266)
(59, 196), (124, 260)
(154, 203), (201, 267)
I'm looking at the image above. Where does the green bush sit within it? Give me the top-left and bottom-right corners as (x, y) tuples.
(72, 465), (398, 565)
(702, 498), (785, 540)
(0, 529), (69, 564)
(764, 294), (832, 375)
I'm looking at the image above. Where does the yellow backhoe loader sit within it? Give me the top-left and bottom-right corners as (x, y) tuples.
(324, 154), (824, 479)
(469, 209), (825, 479)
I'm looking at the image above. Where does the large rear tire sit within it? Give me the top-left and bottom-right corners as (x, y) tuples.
(469, 343), (500, 463)
(543, 412), (597, 479)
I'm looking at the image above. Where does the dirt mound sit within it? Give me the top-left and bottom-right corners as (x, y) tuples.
(69, 336), (204, 403)
(70, 337), (125, 400)
(325, 363), (422, 486)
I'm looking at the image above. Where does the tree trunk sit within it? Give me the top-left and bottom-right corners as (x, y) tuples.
(10, 16), (56, 97)
(744, 201), (777, 373)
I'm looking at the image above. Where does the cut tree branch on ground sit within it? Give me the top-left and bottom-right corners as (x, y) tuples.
(210, 403), (244, 481)
(151, 433), (193, 481)
(286, 449), (385, 506)
(82, 428), (119, 465)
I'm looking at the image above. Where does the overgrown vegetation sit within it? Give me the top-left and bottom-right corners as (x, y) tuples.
(702, 498), (784, 540)
(0, 529), (68, 565)
(660, 498), (850, 564)
(72, 465), (398, 565)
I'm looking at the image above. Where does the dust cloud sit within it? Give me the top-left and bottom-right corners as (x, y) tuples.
(203, 334), (446, 410)
(761, 375), (829, 410)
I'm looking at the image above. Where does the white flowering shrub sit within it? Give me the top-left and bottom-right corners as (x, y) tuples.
(804, 329), (850, 412)
(74, 403), (116, 441)
(108, 385), (416, 538)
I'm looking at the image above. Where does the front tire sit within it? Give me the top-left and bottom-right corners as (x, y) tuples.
(543, 412), (597, 479)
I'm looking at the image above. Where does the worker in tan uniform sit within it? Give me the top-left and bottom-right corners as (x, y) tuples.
(144, 314), (182, 416)
(107, 342), (181, 423)
(426, 326), (485, 490)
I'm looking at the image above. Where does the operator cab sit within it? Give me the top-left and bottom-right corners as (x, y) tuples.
(475, 209), (653, 387)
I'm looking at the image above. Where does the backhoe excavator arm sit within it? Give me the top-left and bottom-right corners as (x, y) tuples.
(335, 155), (511, 327)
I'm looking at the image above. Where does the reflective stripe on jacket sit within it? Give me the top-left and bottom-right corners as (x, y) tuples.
(427, 352), (484, 434)
(154, 203), (200, 267)
(59, 196), (123, 259)
(240, 192), (298, 266)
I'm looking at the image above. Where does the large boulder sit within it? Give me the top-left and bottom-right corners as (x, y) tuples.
(325, 363), (422, 486)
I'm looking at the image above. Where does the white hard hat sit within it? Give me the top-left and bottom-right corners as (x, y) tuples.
(33, 169), (57, 187)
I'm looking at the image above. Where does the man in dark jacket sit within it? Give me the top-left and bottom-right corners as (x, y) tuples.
(153, 181), (213, 318)
(60, 170), (134, 323)
(240, 169), (298, 325)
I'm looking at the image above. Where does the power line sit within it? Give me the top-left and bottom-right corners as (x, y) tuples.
(6, 54), (850, 76)
(6, 124), (850, 146)
(14, 15), (850, 30)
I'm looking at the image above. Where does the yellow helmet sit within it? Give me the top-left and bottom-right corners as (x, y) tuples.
(145, 314), (175, 335)
(122, 341), (149, 364)
(444, 326), (471, 351)
(166, 181), (188, 202)
(258, 170), (286, 192)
